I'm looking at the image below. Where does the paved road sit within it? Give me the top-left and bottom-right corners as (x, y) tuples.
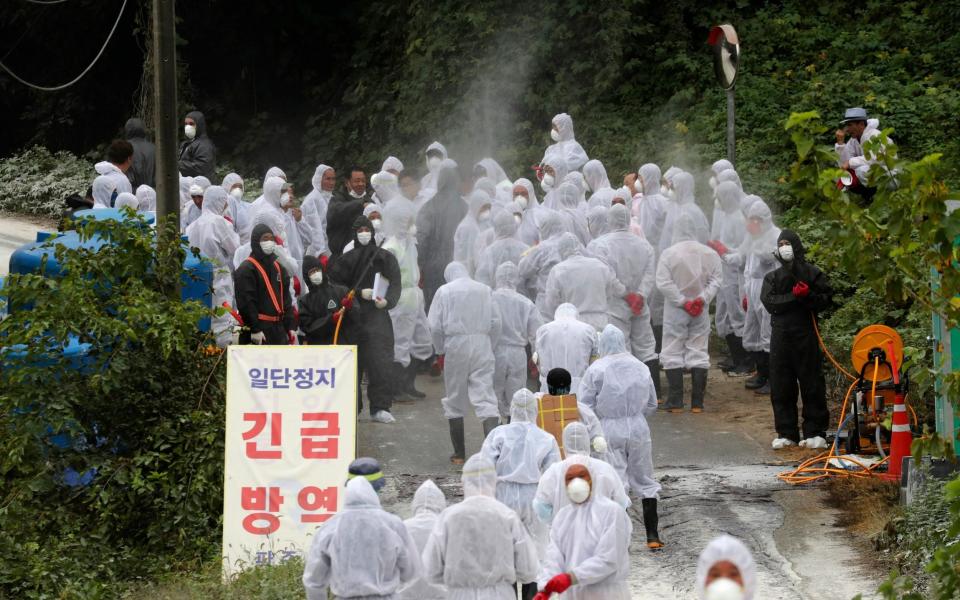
(358, 368), (881, 599)
(0, 215), (46, 276)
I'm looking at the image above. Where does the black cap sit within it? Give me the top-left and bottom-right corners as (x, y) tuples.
(547, 368), (572, 395)
(347, 457), (384, 491)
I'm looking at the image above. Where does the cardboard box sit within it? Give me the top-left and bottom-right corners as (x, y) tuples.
(537, 394), (581, 458)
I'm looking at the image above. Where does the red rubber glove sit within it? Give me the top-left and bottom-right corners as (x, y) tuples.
(275, 235), (285, 247)
(437, 355), (445, 370)
(533, 593), (549, 600)
(341, 295), (354, 310)
(684, 300), (695, 316)
(319, 255), (329, 271)
(742, 296), (748, 311)
(792, 281), (810, 298)
(625, 292), (644, 316)
(543, 573), (573, 595)
(693, 297), (704, 311)
(331, 310), (342, 324)
(292, 276), (302, 296)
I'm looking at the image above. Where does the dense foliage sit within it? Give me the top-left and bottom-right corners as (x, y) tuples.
(0, 216), (225, 597)
(0, 146), (91, 216)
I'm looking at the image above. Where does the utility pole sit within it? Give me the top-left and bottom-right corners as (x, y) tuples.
(708, 25), (740, 167)
(152, 0), (179, 256)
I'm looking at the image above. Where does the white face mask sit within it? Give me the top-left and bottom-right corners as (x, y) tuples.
(230, 188), (243, 199)
(408, 225), (418, 237)
(427, 156), (442, 172)
(259, 240), (276, 255)
(357, 231), (373, 246)
(477, 210), (491, 223)
(541, 174), (555, 191)
(280, 192), (290, 205)
(566, 478), (590, 504)
(778, 244), (794, 261)
(550, 128), (561, 142)
(349, 189), (365, 199)
(514, 214), (523, 225)
(184, 124), (197, 139)
(308, 271), (324, 286)
(370, 218), (382, 231)
(704, 578), (745, 600)
(514, 195), (528, 209)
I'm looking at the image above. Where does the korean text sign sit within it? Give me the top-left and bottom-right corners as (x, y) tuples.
(223, 345), (357, 576)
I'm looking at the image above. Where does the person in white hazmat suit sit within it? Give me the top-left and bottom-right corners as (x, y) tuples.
(518, 212), (567, 321)
(491, 262), (541, 420)
(656, 212), (723, 413)
(534, 462), (632, 600)
(710, 181), (752, 375)
(475, 210), (529, 288)
(578, 325), (662, 548)
(114, 192), (139, 211)
(534, 303), (597, 393)
(481, 389), (561, 599)
(542, 113), (589, 173)
(382, 199), (433, 399)
(185, 186), (240, 347)
(342, 203), (385, 253)
(301, 164), (335, 257)
(658, 171), (709, 255)
(453, 190), (493, 276)
(135, 184), (156, 212)
(302, 477), (421, 600)
(422, 453), (539, 600)
(724, 198), (780, 395)
(586, 205), (608, 238)
(475, 158), (511, 190)
(415, 141), (449, 210)
(696, 535), (758, 600)
(708, 159), (735, 229)
(554, 183), (591, 246)
(533, 422), (630, 525)
(401, 480), (448, 600)
(587, 203), (660, 393)
(582, 159), (612, 200)
(428, 262), (503, 463)
(544, 233), (626, 332)
(247, 174), (308, 270)
(512, 178), (543, 246)
(180, 182), (205, 231)
(219, 173), (250, 235)
(539, 154), (568, 210)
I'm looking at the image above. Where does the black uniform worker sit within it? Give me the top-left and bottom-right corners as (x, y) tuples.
(234, 224), (296, 345)
(329, 215), (402, 422)
(299, 255), (352, 345)
(760, 230), (833, 447)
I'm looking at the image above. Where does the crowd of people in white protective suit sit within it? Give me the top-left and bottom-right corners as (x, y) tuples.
(83, 106), (870, 598)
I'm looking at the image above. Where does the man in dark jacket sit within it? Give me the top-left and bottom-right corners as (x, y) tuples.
(326, 166), (371, 259)
(415, 163), (466, 310)
(178, 110), (217, 180)
(329, 215), (402, 423)
(124, 117), (155, 188)
(299, 255), (352, 345)
(760, 230), (833, 450)
(234, 223), (296, 344)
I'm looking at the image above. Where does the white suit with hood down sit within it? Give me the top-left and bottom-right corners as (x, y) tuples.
(186, 186), (240, 346)
(401, 480), (448, 600)
(656, 213), (723, 370)
(725, 198), (780, 352)
(383, 199), (434, 367)
(481, 388), (561, 558)
(542, 113), (589, 173)
(534, 422), (630, 524)
(428, 262), (502, 420)
(491, 262), (542, 418)
(422, 454), (539, 599)
(578, 325), (661, 499)
(544, 233), (626, 332)
(535, 303), (598, 393)
(475, 210), (529, 288)
(302, 477), (422, 600)
(587, 204), (657, 362)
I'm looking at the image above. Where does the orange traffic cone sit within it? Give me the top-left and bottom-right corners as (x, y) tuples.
(886, 392), (912, 481)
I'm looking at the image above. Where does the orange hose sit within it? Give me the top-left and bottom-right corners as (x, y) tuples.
(332, 290), (356, 345)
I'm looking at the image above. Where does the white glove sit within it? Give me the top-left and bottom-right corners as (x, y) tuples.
(288, 331), (300, 345)
(723, 252), (740, 265)
(361, 288), (374, 300)
(592, 436), (608, 454)
(374, 298), (387, 309)
(532, 352), (539, 365)
(250, 331), (266, 345)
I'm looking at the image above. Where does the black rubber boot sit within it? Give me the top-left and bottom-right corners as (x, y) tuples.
(718, 334), (737, 371)
(404, 360), (426, 399)
(642, 498), (663, 549)
(744, 352), (766, 389)
(664, 368), (684, 411)
(448, 417), (465, 464)
(725, 335), (754, 376)
(645, 359), (662, 401)
(691, 368), (708, 411)
(482, 417), (500, 438)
